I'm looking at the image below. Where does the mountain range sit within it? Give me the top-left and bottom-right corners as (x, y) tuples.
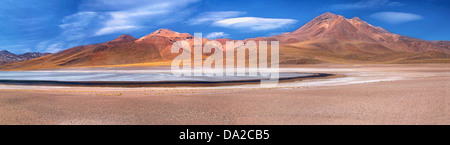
(1, 12), (449, 70)
(0, 50), (50, 65)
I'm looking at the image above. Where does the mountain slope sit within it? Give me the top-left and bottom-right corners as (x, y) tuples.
(0, 34), (153, 70)
(248, 12), (450, 64)
(0, 31), (201, 70)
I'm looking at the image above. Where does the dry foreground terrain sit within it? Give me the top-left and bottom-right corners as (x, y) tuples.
(0, 64), (448, 125)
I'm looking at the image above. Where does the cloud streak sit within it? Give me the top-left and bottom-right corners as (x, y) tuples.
(95, 0), (199, 36)
(371, 12), (423, 24)
(212, 17), (297, 31)
(59, 12), (104, 40)
(38, 0), (199, 53)
(331, 0), (404, 9)
(189, 11), (297, 31)
(188, 11), (246, 25)
(206, 32), (229, 39)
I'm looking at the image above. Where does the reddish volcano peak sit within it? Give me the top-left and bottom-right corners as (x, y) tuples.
(314, 12), (343, 21)
(136, 29), (193, 43)
(111, 34), (137, 42)
(149, 29), (180, 37)
(147, 29), (193, 38)
(351, 16), (362, 21)
(291, 12), (345, 34)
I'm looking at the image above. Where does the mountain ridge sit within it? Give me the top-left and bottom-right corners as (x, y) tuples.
(1, 12), (449, 70)
(0, 50), (51, 65)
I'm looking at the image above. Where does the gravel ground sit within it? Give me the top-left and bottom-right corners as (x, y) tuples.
(0, 64), (448, 125)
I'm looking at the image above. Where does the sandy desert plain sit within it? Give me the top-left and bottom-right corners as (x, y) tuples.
(0, 63), (448, 125)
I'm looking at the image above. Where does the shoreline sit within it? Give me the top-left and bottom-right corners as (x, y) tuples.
(0, 73), (335, 88)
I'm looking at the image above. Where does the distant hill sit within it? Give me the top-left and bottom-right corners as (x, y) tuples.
(0, 50), (51, 65)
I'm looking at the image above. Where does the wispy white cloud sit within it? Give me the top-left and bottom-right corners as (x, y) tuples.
(36, 11), (105, 52)
(35, 40), (64, 53)
(206, 32), (229, 39)
(371, 12), (423, 24)
(96, 25), (139, 36)
(331, 0), (404, 9)
(212, 17), (297, 31)
(37, 0), (199, 53)
(59, 12), (104, 40)
(94, 0), (198, 36)
(189, 11), (296, 31)
(45, 43), (65, 53)
(188, 11), (246, 25)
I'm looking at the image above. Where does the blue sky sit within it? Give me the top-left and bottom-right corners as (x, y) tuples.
(0, 0), (449, 54)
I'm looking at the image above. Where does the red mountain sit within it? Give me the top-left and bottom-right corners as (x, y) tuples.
(248, 12), (449, 63)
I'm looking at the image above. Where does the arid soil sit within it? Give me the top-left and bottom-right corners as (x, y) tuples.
(0, 64), (448, 125)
